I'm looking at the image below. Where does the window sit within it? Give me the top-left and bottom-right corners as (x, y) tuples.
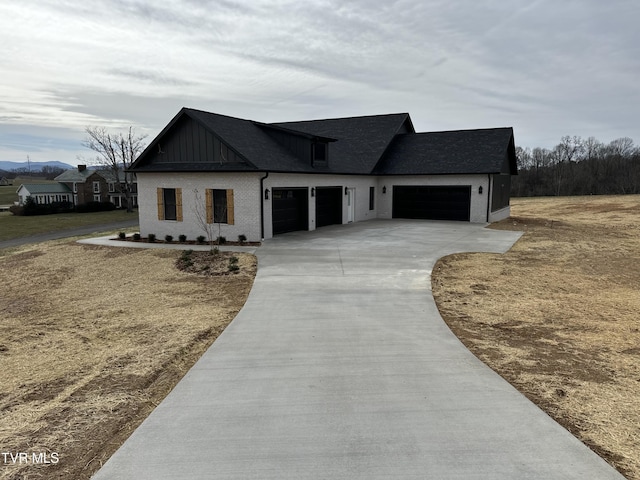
(157, 188), (183, 221)
(312, 142), (327, 165)
(94, 195), (101, 202)
(213, 189), (227, 223)
(93, 181), (100, 193)
(73, 182), (77, 193)
(109, 182), (115, 193)
(369, 186), (375, 210)
(205, 189), (234, 225)
(163, 188), (177, 220)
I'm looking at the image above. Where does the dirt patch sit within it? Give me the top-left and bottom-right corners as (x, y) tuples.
(0, 242), (256, 479)
(432, 195), (640, 480)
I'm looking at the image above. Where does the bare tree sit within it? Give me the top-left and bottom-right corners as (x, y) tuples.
(192, 189), (218, 253)
(83, 126), (146, 212)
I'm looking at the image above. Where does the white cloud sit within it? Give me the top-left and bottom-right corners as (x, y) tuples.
(0, 0), (639, 165)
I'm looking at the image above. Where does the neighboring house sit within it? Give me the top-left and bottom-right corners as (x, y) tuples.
(129, 108), (517, 242)
(98, 169), (138, 209)
(17, 183), (72, 205)
(0, 177), (11, 186)
(55, 164), (139, 207)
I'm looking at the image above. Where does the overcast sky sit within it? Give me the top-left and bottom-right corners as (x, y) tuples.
(1, 0), (638, 166)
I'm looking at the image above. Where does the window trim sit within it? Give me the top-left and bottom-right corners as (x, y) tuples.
(157, 188), (183, 221)
(205, 189), (234, 225)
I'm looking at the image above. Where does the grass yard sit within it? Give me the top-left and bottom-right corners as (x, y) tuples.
(0, 180), (59, 205)
(0, 209), (137, 241)
(0, 185), (18, 205)
(0, 242), (256, 479)
(432, 195), (640, 479)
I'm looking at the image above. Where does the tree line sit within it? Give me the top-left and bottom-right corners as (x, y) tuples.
(513, 136), (640, 197)
(0, 165), (66, 180)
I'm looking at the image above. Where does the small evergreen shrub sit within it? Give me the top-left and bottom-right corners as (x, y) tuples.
(229, 256), (239, 265)
(148, 233), (156, 243)
(165, 235), (173, 243)
(118, 232), (126, 239)
(196, 235), (206, 244)
(133, 233), (141, 241)
(177, 249), (193, 268)
(217, 236), (227, 245)
(178, 234), (187, 243)
(238, 234), (247, 244)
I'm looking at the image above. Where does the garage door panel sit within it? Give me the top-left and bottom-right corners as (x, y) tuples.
(393, 186), (471, 221)
(315, 187), (342, 228)
(273, 188), (309, 235)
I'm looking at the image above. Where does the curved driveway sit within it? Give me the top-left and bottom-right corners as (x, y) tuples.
(92, 219), (624, 479)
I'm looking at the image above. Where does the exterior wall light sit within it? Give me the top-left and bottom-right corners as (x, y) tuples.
(311, 187), (315, 197)
(382, 186), (387, 194)
(264, 188), (270, 200)
(344, 187), (348, 195)
(478, 186), (483, 194)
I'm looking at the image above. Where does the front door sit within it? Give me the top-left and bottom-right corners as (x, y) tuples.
(346, 188), (355, 223)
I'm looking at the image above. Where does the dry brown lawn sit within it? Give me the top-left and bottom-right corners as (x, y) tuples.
(2, 196), (638, 479)
(432, 195), (640, 480)
(0, 242), (256, 479)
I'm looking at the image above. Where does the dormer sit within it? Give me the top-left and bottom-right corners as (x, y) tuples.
(257, 122), (336, 168)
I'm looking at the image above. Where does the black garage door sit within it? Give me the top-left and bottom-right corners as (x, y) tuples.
(315, 187), (342, 228)
(272, 188), (309, 235)
(392, 185), (471, 221)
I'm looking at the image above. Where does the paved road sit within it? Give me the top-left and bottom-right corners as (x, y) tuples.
(0, 219), (139, 249)
(92, 220), (624, 480)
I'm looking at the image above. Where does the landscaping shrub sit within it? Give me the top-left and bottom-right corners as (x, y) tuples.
(196, 235), (206, 244)
(17, 197), (74, 216)
(165, 235), (173, 243)
(148, 233), (156, 243)
(133, 233), (141, 241)
(176, 249), (193, 269)
(8, 205), (23, 216)
(118, 232), (126, 239)
(217, 236), (226, 245)
(178, 234), (187, 243)
(238, 234), (247, 244)
(228, 255), (240, 273)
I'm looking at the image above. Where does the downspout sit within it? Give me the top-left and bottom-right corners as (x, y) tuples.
(260, 172), (269, 240)
(486, 174), (492, 222)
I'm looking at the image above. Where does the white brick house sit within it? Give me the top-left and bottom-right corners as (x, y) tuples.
(130, 109), (517, 242)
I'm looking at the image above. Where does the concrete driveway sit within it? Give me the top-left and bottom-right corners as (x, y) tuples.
(92, 219), (624, 479)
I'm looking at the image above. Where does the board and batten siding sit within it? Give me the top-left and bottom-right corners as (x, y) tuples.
(144, 116), (245, 167)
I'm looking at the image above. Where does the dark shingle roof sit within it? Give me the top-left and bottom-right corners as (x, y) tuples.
(130, 108), (516, 176)
(374, 128), (516, 175)
(273, 113), (413, 174)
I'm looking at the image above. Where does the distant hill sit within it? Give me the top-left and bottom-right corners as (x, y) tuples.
(0, 160), (74, 171)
